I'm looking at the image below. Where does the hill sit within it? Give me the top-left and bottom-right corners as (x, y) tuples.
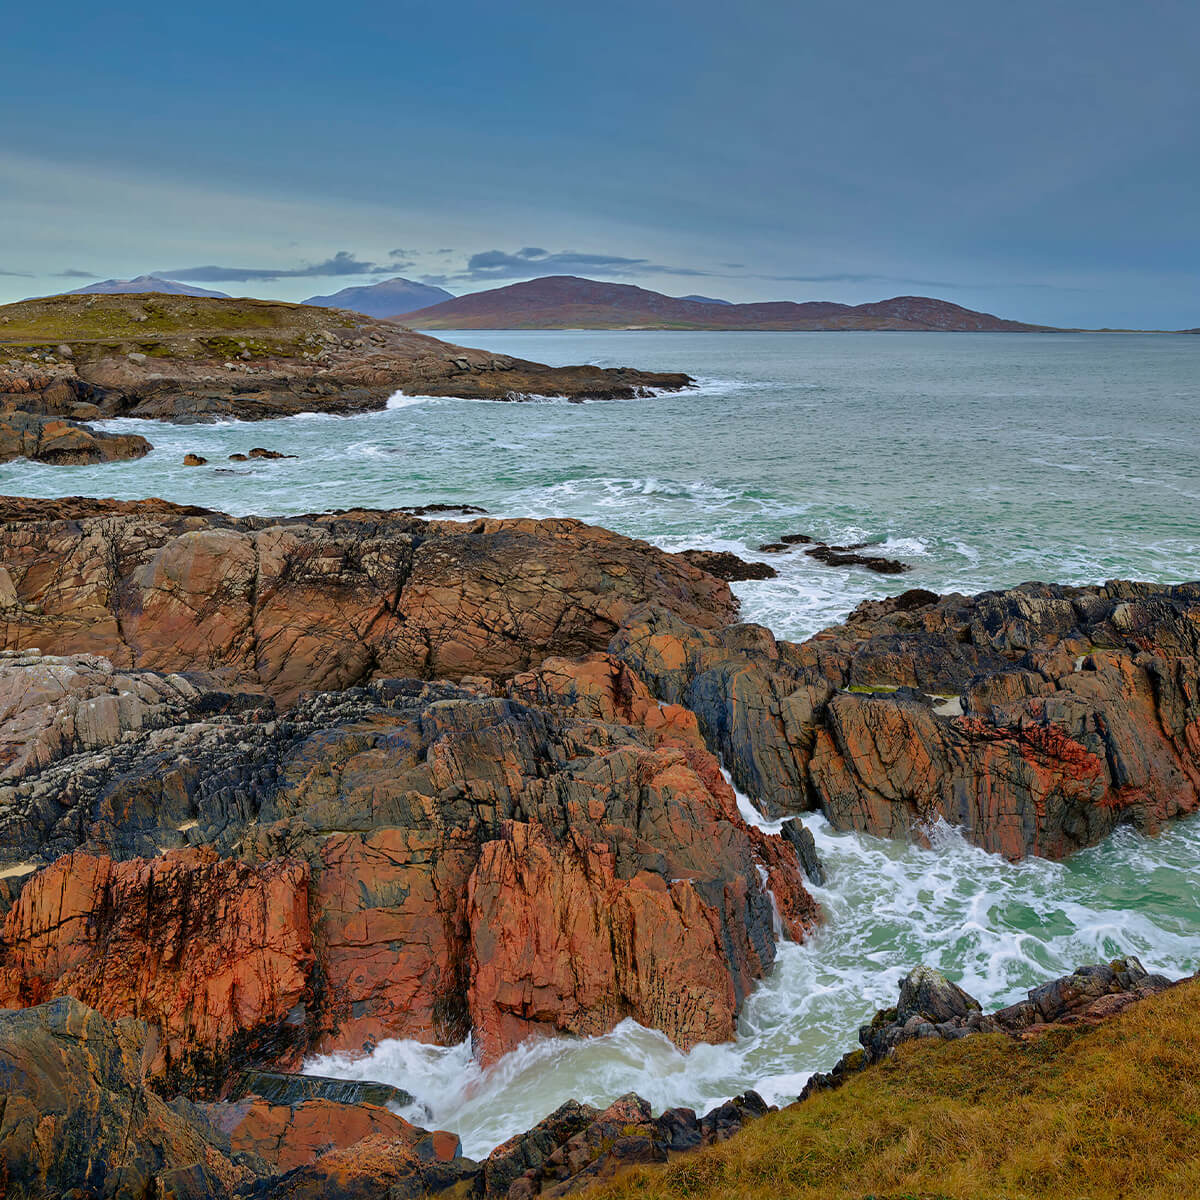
(0, 292), (689, 423)
(302, 276), (453, 318)
(63, 274), (232, 299)
(396, 275), (1054, 331)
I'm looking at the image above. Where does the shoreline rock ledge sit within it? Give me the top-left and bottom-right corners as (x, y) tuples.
(0, 293), (692, 426)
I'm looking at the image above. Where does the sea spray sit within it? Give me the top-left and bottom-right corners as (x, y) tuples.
(307, 811), (1200, 1160)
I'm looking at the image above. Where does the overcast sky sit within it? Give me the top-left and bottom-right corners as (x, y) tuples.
(1, 0), (1196, 327)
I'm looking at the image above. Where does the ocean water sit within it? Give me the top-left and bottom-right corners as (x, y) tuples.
(4, 330), (1198, 1153)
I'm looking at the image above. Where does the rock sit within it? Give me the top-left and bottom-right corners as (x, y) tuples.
(0, 997), (251, 1196)
(400, 502), (489, 516)
(228, 1069), (415, 1110)
(0, 658), (815, 1075)
(229, 452), (249, 461)
(183, 452), (207, 465)
(0, 848), (315, 1092)
(0, 501), (736, 705)
(757, 542), (789, 552)
(0, 410), (150, 465)
(679, 549), (778, 581)
(612, 580), (1200, 858)
(804, 542), (909, 574)
(248, 447), (298, 459)
(0, 997), (475, 1198)
(779, 533), (814, 544)
(494, 1090), (773, 1196)
(55, 344), (73, 358)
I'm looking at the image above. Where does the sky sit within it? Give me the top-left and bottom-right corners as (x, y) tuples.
(1, 0), (1196, 328)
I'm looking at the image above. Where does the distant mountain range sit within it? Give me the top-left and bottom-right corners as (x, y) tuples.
(64, 275), (232, 299)
(301, 277), (453, 319)
(395, 276), (1055, 331)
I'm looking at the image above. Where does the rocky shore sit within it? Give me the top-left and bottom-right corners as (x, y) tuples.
(0, 294), (691, 434)
(0, 495), (1197, 1196)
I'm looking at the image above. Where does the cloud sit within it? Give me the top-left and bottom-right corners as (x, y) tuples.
(434, 247), (712, 283)
(160, 250), (385, 282)
(766, 271), (1083, 292)
(54, 268), (97, 279)
(0, 267), (34, 278)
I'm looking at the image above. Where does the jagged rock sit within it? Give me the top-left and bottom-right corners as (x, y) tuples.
(0, 661), (816, 1080)
(0, 410), (150, 465)
(804, 542), (909, 574)
(0, 500), (736, 704)
(248, 448), (297, 460)
(678, 549), (778, 581)
(612, 581), (1200, 858)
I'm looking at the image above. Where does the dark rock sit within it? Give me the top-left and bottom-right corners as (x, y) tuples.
(804, 543), (909, 574)
(228, 1069), (415, 1110)
(779, 533), (815, 544)
(679, 549), (778, 581)
(183, 452), (207, 466)
(229, 452), (249, 461)
(757, 542), (790, 552)
(248, 448), (298, 460)
(612, 580), (1200, 859)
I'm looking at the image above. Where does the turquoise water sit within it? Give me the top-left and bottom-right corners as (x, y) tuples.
(4, 330), (1197, 1152)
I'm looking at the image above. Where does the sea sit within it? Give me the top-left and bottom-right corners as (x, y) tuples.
(5, 330), (1198, 1156)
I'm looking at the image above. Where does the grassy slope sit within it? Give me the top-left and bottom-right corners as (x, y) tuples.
(594, 979), (1199, 1200)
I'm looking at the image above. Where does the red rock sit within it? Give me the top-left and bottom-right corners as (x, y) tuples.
(0, 848), (314, 1088)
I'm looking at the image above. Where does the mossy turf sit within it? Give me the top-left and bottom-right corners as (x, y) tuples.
(593, 979), (1200, 1200)
(0, 293), (358, 360)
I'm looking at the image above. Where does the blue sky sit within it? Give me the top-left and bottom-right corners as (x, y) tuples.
(1, 0), (1196, 326)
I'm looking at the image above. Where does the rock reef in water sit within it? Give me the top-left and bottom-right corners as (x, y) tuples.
(0, 293), (691, 424)
(0, 410), (151, 464)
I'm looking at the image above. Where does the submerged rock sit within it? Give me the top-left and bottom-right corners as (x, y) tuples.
(679, 549), (778, 581)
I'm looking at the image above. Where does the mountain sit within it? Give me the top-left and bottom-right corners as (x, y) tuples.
(303, 277), (453, 319)
(397, 275), (1054, 331)
(64, 275), (232, 299)
(678, 294), (733, 305)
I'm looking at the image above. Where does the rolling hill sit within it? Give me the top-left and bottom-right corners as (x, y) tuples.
(395, 275), (1054, 331)
(63, 275), (232, 299)
(303, 277), (453, 318)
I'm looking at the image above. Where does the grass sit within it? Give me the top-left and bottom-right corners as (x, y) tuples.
(0, 293), (358, 359)
(592, 979), (1200, 1200)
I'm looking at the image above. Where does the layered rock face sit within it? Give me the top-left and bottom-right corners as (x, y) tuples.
(612, 582), (1200, 858)
(0, 650), (818, 1089)
(0, 499), (735, 703)
(0, 410), (152, 464)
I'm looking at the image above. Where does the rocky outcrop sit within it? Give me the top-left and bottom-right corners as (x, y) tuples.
(0, 410), (150, 464)
(612, 581), (1200, 858)
(800, 957), (1177, 1099)
(0, 293), (690, 423)
(0, 500), (736, 704)
(678, 549), (777, 581)
(0, 652), (817, 1085)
